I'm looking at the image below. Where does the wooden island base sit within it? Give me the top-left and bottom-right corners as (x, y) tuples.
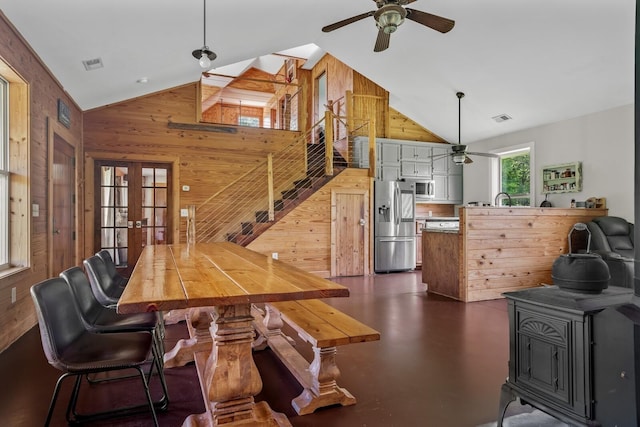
(422, 207), (609, 302)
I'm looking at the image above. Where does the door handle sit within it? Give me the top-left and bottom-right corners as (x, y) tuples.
(53, 229), (60, 235)
(359, 218), (365, 226)
(135, 220), (142, 229)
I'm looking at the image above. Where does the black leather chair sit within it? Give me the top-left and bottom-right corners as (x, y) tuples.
(96, 249), (129, 288)
(59, 266), (169, 396)
(586, 216), (635, 288)
(83, 254), (123, 307)
(30, 277), (159, 426)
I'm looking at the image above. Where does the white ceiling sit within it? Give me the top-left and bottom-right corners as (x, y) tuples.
(0, 0), (634, 143)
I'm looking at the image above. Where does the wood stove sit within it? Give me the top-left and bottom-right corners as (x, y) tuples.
(497, 285), (639, 426)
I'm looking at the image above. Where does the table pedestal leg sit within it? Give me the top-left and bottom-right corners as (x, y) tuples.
(164, 308), (215, 368)
(183, 304), (290, 427)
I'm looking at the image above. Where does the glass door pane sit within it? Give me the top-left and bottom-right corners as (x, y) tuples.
(141, 167), (168, 247)
(99, 165), (129, 267)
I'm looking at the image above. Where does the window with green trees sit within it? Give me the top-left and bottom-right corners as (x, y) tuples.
(499, 149), (531, 206)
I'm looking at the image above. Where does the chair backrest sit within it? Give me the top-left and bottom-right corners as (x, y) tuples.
(589, 216), (635, 258)
(96, 249), (119, 281)
(30, 277), (86, 371)
(59, 266), (103, 328)
(83, 255), (118, 305)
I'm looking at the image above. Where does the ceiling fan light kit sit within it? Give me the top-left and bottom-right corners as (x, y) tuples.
(375, 5), (406, 34)
(321, 0), (454, 52)
(193, 0), (216, 69)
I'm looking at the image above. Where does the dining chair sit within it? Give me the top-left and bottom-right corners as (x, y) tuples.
(83, 254), (123, 307)
(96, 249), (129, 288)
(30, 277), (159, 426)
(59, 266), (168, 382)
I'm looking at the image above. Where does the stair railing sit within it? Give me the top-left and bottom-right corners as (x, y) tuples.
(194, 115), (336, 243)
(193, 105), (378, 244)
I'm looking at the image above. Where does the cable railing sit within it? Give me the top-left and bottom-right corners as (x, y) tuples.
(194, 114), (350, 244)
(190, 91), (381, 245)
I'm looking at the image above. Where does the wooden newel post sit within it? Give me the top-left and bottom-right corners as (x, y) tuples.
(267, 154), (275, 221)
(368, 116), (376, 178)
(324, 110), (334, 176)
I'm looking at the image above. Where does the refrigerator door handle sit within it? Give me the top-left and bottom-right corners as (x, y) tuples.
(378, 238), (414, 242)
(395, 186), (401, 225)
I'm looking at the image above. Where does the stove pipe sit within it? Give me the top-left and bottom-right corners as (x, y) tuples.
(633, 0), (640, 296)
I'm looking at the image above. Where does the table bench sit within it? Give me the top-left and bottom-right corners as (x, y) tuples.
(252, 299), (380, 415)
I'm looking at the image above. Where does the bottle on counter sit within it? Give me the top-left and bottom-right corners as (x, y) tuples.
(570, 199), (576, 208)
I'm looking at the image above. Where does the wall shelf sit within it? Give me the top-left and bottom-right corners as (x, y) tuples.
(542, 162), (582, 194)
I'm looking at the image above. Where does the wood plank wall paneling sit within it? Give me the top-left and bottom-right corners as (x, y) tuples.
(0, 11), (83, 352)
(353, 70), (388, 138)
(248, 169), (371, 277)
(83, 83), (301, 255)
(388, 107), (446, 142)
(460, 207), (609, 302)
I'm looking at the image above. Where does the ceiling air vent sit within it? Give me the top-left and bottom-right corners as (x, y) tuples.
(82, 57), (104, 71)
(492, 114), (512, 123)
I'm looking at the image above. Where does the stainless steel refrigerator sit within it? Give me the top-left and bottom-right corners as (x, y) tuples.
(374, 180), (416, 273)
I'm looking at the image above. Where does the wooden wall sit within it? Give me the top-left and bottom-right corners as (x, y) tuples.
(388, 107), (446, 142)
(0, 12), (83, 352)
(460, 207), (609, 302)
(83, 84), (301, 255)
(248, 168), (371, 277)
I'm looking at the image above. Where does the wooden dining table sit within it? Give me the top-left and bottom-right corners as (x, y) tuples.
(117, 242), (350, 427)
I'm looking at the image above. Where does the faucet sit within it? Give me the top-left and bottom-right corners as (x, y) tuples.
(494, 192), (512, 207)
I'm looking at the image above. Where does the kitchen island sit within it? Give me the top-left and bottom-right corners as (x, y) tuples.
(422, 207), (608, 302)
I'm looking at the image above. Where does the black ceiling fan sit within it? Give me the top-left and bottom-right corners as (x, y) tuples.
(321, 0), (455, 52)
(441, 92), (499, 165)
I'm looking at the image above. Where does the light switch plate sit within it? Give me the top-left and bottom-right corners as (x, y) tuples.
(182, 185), (190, 191)
(32, 203), (39, 217)
(180, 209), (188, 217)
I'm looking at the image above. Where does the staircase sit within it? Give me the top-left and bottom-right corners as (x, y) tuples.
(225, 143), (348, 246)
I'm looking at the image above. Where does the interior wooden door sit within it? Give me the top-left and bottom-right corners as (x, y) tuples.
(50, 134), (76, 276)
(94, 161), (171, 276)
(332, 189), (368, 277)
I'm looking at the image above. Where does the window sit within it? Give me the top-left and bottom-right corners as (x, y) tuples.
(492, 143), (535, 207)
(0, 59), (29, 276)
(0, 77), (8, 270)
(238, 116), (260, 127)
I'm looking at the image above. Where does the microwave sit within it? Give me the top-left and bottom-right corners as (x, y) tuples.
(411, 179), (435, 200)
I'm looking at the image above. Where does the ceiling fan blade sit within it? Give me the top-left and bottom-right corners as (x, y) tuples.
(464, 155), (474, 164)
(322, 11), (375, 32)
(466, 151), (500, 158)
(374, 29), (391, 52)
(405, 8), (455, 33)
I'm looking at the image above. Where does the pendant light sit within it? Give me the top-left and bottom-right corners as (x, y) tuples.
(192, 0), (216, 69)
(452, 91), (467, 165)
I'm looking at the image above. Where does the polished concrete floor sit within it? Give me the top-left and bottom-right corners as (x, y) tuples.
(0, 271), (545, 427)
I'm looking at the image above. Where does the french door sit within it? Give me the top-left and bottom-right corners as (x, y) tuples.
(94, 161), (172, 276)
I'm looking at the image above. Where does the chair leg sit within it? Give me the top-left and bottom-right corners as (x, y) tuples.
(149, 336), (170, 410)
(66, 374), (84, 424)
(136, 365), (159, 427)
(44, 372), (72, 427)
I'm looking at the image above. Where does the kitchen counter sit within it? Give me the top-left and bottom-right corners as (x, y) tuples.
(422, 206), (609, 302)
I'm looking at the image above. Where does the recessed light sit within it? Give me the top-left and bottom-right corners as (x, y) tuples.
(492, 114), (512, 123)
(136, 77), (149, 84)
(82, 57), (103, 71)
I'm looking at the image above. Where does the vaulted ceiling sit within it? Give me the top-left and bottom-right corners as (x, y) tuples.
(0, 0), (634, 143)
